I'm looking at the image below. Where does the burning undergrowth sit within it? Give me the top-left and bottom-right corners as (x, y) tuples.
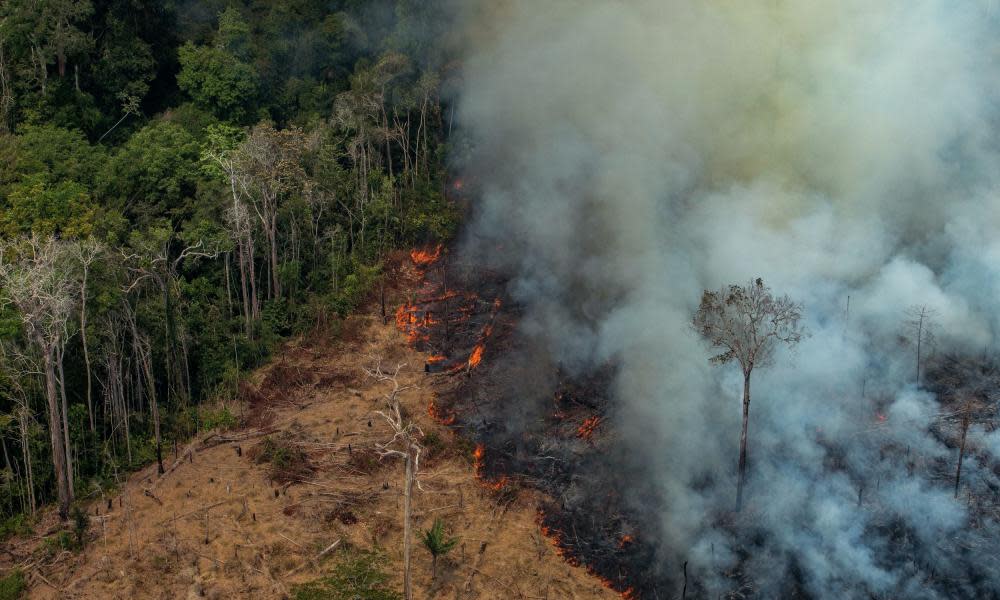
(395, 245), (669, 597)
(394, 240), (1000, 598)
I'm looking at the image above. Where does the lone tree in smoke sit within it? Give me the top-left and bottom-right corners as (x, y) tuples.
(693, 278), (804, 512)
(903, 304), (937, 383)
(929, 354), (999, 498)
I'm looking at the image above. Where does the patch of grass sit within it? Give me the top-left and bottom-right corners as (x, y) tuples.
(250, 435), (314, 484)
(421, 431), (446, 459)
(347, 447), (382, 474)
(42, 530), (74, 557)
(0, 513), (32, 541)
(452, 436), (476, 461)
(71, 505), (88, 548)
(292, 548), (401, 600)
(200, 405), (238, 431)
(0, 569), (26, 600)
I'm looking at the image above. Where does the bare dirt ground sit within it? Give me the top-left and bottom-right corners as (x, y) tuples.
(2, 262), (617, 600)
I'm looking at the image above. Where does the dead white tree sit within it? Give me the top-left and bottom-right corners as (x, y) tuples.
(903, 305), (938, 383)
(0, 236), (78, 519)
(122, 234), (219, 472)
(0, 348), (40, 515)
(364, 356), (423, 600)
(70, 238), (104, 432)
(693, 278), (805, 512)
(232, 124), (305, 300)
(206, 137), (261, 332)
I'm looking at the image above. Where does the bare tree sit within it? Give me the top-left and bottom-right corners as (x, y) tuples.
(123, 232), (220, 405)
(903, 305), (937, 383)
(0, 349), (40, 515)
(0, 236), (77, 519)
(205, 136), (260, 332)
(122, 233), (219, 472)
(364, 356), (423, 600)
(693, 278), (804, 512)
(233, 124), (306, 300)
(70, 238), (104, 432)
(931, 354), (999, 498)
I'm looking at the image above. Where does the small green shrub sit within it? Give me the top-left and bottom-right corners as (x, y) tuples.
(0, 569), (26, 600)
(42, 530), (74, 557)
(292, 548), (401, 600)
(251, 436), (314, 483)
(419, 518), (459, 577)
(0, 514), (32, 541)
(72, 505), (89, 548)
(200, 405), (237, 432)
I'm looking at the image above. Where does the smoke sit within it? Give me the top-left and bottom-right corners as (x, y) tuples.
(450, 1), (1000, 597)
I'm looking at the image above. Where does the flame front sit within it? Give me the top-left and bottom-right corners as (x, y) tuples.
(427, 396), (456, 426)
(577, 416), (603, 440)
(410, 244), (442, 267)
(536, 509), (640, 598)
(468, 344), (484, 369)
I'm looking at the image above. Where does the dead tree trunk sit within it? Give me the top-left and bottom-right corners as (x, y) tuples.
(56, 346), (74, 493)
(955, 408), (971, 498)
(403, 448), (414, 600)
(736, 369), (752, 513)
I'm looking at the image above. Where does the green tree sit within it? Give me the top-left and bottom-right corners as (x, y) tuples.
(693, 278), (805, 512)
(418, 518), (458, 579)
(177, 42), (258, 122)
(216, 7), (252, 61)
(0, 175), (97, 238)
(100, 120), (201, 228)
(0, 124), (103, 189)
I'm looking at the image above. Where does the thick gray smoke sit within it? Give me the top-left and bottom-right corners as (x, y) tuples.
(452, 1), (1000, 598)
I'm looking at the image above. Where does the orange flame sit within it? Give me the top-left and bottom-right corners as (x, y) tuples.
(410, 244), (442, 267)
(468, 345), (484, 369)
(470, 444), (511, 492)
(536, 509), (638, 598)
(577, 416), (603, 440)
(617, 534), (634, 549)
(427, 397), (457, 426)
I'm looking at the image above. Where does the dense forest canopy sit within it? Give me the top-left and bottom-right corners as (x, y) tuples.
(0, 0), (457, 524)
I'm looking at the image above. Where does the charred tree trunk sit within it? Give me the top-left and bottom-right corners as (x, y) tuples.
(736, 369), (752, 512)
(955, 410), (971, 498)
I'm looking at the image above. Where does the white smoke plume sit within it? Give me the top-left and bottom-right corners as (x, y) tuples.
(449, 1), (1000, 597)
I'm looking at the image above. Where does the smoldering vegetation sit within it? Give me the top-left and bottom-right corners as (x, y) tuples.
(432, 0), (1000, 598)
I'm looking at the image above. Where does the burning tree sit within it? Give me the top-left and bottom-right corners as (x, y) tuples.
(364, 356), (423, 600)
(693, 278), (804, 512)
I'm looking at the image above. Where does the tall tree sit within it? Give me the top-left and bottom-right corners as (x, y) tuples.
(0, 236), (77, 519)
(693, 278), (804, 512)
(903, 305), (937, 383)
(233, 123), (305, 301)
(70, 238), (102, 432)
(364, 356), (423, 600)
